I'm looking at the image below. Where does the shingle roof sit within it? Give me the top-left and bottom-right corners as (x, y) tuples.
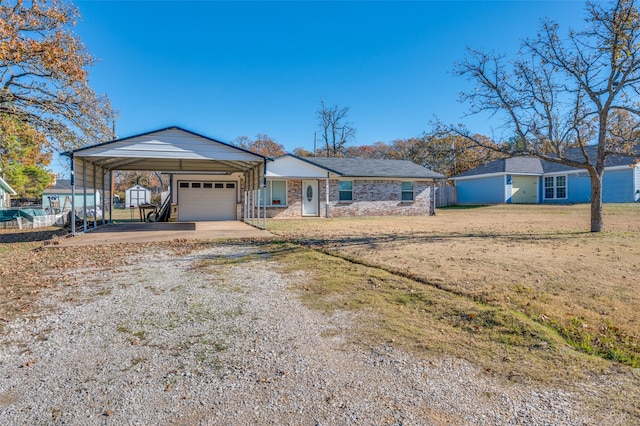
(297, 156), (444, 179)
(43, 179), (91, 193)
(452, 146), (639, 179)
(453, 157), (543, 178)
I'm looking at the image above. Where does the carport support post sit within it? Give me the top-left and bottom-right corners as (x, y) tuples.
(252, 189), (256, 226)
(71, 155), (76, 235)
(101, 169), (106, 225)
(82, 159), (87, 231)
(263, 158), (267, 229)
(254, 164), (258, 226)
(93, 163), (97, 229)
(109, 170), (114, 224)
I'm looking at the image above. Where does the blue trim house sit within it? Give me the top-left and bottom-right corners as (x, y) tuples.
(41, 179), (101, 213)
(450, 147), (640, 204)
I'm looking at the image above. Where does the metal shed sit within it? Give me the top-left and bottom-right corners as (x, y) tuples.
(64, 126), (268, 234)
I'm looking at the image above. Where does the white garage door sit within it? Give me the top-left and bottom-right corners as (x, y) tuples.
(178, 181), (237, 221)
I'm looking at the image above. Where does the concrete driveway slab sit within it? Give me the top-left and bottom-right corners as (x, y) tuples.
(56, 221), (271, 247)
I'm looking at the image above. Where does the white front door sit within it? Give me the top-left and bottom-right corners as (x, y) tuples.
(302, 180), (319, 216)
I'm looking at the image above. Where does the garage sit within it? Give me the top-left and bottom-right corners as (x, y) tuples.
(66, 126), (268, 234)
(178, 181), (237, 221)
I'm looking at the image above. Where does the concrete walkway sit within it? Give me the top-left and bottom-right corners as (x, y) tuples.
(56, 221), (271, 247)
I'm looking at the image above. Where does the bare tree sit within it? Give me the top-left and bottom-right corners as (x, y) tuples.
(438, 0), (640, 232)
(317, 99), (356, 157)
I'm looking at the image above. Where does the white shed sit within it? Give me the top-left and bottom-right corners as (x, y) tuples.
(125, 185), (151, 207)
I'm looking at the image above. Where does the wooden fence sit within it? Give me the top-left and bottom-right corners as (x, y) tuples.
(435, 185), (456, 207)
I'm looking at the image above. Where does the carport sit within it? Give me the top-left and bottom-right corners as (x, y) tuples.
(64, 127), (269, 235)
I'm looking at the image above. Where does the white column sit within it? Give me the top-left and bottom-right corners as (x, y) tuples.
(325, 175), (330, 218)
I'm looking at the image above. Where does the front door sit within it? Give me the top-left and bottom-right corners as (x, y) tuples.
(511, 176), (538, 204)
(302, 180), (319, 216)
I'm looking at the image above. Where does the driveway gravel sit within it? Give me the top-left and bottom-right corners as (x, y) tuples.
(0, 244), (602, 424)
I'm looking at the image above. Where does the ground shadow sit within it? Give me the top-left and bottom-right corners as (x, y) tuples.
(0, 227), (69, 244)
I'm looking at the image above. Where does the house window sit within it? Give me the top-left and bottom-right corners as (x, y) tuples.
(339, 180), (353, 202)
(544, 176), (567, 199)
(260, 180), (287, 206)
(401, 182), (414, 201)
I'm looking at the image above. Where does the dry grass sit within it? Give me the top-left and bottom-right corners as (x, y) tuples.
(267, 204), (640, 417)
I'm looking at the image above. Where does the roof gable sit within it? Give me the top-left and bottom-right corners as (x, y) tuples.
(0, 176), (16, 195)
(266, 154), (329, 178)
(66, 126), (266, 173)
(72, 127), (264, 162)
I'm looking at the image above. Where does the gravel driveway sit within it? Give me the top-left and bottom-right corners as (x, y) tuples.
(0, 244), (598, 425)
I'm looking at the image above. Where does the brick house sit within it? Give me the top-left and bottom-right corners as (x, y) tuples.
(263, 154), (444, 218)
(65, 127), (444, 228)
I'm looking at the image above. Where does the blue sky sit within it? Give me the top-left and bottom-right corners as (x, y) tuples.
(54, 0), (588, 171)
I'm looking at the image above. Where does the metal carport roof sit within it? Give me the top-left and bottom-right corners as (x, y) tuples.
(65, 126), (266, 173)
(63, 126), (268, 233)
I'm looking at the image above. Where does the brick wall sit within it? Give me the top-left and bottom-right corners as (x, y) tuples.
(262, 179), (434, 218)
(327, 179), (433, 217)
(265, 180), (303, 218)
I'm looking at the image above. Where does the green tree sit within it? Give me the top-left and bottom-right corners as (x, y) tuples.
(0, 114), (52, 198)
(441, 0), (640, 232)
(7, 164), (51, 198)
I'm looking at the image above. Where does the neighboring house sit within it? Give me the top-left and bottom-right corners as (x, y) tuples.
(0, 176), (17, 210)
(125, 185), (151, 207)
(42, 179), (101, 213)
(262, 154), (445, 218)
(450, 147), (640, 204)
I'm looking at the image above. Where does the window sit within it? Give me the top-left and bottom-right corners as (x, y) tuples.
(203, 183), (213, 189)
(260, 180), (287, 206)
(339, 180), (353, 202)
(191, 182), (201, 188)
(214, 183), (224, 188)
(401, 182), (414, 201)
(544, 175), (567, 199)
(179, 182), (189, 188)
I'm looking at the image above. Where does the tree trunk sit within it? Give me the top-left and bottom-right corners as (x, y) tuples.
(589, 170), (604, 232)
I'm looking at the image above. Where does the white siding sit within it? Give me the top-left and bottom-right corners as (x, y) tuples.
(266, 155), (328, 178)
